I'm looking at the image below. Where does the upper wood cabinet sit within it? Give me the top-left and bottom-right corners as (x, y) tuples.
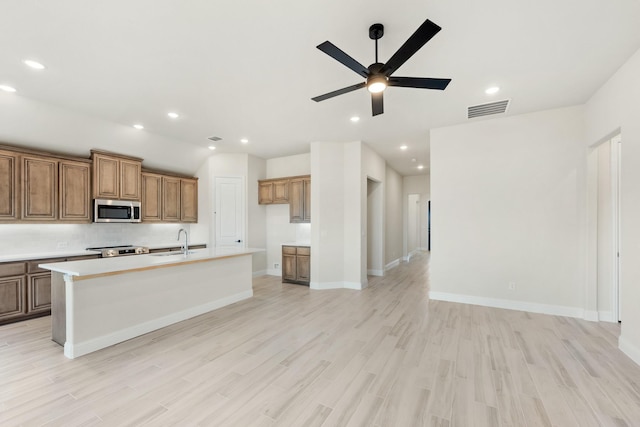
(258, 179), (289, 204)
(141, 172), (163, 222)
(180, 178), (198, 223)
(0, 149), (19, 220)
(91, 151), (142, 201)
(22, 155), (58, 221)
(289, 176), (311, 223)
(162, 176), (181, 222)
(59, 160), (91, 222)
(142, 172), (198, 223)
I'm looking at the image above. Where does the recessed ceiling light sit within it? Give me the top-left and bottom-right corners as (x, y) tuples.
(0, 85), (17, 93)
(24, 59), (45, 70)
(485, 86), (500, 95)
(411, 158), (417, 162)
(350, 116), (360, 122)
(167, 112), (179, 119)
(133, 124), (144, 130)
(400, 145), (408, 150)
(417, 165), (425, 170)
(208, 145), (216, 150)
(240, 138), (249, 144)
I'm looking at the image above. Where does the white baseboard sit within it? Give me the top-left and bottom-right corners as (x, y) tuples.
(428, 291), (585, 319)
(252, 269), (267, 277)
(598, 310), (616, 323)
(310, 281), (365, 290)
(619, 336), (640, 367)
(584, 310), (599, 322)
(385, 259), (400, 271)
(367, 269), (384, 277)
(266, 268), (281, 276)
(64, 290), (253, 359)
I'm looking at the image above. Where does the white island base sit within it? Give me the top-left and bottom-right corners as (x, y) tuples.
(42, 249), (260, 359)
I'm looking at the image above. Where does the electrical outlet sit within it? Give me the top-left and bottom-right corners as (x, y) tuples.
(57, 241), (68, 249)
(274, 263), (280, 269)
(508, 281), (516, 291)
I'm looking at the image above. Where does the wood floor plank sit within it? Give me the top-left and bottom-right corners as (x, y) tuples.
(1, 252), (640, 426)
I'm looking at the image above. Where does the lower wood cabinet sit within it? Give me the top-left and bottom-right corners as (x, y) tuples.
(282, 245), (310, 286)
(0, 254), (100, 325)
(0, 275), (26, 322)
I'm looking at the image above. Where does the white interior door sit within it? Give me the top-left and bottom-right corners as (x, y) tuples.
(215, 177), (244, 247)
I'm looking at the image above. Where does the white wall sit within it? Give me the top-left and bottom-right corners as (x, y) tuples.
(264, 153), (311, 275)
(384, 165), (403, 267)
(585, 46), (640, 364)
(407, 194), (420, 254)
(0, 93), (210, 175)
(430, 106), (587, 318)
(0, 223), (193, 257)
(403, 175), (430, 258)
(596, 141), (614, 319)
(192, 153), (267, 274)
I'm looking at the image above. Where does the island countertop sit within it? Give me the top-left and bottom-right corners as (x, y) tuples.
(40, 247), (264, 280)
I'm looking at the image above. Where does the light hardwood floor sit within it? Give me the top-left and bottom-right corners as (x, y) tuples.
(2, 253), (640, 426)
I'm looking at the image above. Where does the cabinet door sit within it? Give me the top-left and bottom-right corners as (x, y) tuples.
(28, 273), (51, 313)
(303, 178), (311, 222)
(93, 154), (119, 199)
(0, 276), (26, 322)
(289, 178), (304, 223)
(162, 177), (181, 221)
(282, 253), (297, 281)
(0, 150), (19, 220)
(180, 178), (198, 223)
(258, 181), (273, 204)
(59, 161), (91, 222)
(22, 156), (57, 220)
(297, 255), (310, 283)
(141, 173), (162, 222)
(272, 180), (289, 204)
(120, 159), (141, 200)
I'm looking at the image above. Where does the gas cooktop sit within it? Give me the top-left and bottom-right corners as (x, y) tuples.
(86, 245), (149, 258)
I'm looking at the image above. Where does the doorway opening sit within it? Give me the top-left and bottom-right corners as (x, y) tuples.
(407, 193), (421, 261)
(595, 134), (621, 322)
(367, 178), (384, 276)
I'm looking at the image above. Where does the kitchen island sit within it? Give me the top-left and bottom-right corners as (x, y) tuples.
(40, 247), (263, 359)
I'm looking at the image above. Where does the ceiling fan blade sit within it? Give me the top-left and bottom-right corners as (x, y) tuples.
(372, 92), (384, 116)
(311, 82), (367, 102)
(388, 76), (451, 90)
(317, 41), (370, 78)
(380, 19), (441, 76)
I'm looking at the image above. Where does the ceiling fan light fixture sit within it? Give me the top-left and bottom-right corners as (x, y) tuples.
(367, 75), (387, 93)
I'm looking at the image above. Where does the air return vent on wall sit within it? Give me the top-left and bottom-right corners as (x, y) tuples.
(467, 99), (510, 119)
(208, 136), (222, 141)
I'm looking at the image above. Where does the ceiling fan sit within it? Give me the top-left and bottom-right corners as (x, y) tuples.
(312, 18), (451, 116)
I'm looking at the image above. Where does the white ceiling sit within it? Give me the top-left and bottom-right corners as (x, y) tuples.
(1, 0), (640, 176)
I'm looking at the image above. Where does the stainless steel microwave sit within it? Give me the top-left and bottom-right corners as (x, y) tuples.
(93, 199), (141, 223)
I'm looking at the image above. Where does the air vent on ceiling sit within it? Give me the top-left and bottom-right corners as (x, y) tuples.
(468, 99), (510, 119)
(208, 136), (222, 141)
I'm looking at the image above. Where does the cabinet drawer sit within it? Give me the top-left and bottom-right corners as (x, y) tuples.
(66, 254), (100, 262)
(27, 258), (65, 274)
(282, 246), (297, 255)
(297, 247), (310, 256)
(0, 262), (27, 277)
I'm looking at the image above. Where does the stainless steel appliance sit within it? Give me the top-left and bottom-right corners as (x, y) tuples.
(87, 245), (149, 258)
(93, 199), (141, 223)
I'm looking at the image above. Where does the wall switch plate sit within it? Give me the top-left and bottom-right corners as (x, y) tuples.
(508, 281), (516, 291)
(274, 263), (280, 269)
(57, 241), (68, 249)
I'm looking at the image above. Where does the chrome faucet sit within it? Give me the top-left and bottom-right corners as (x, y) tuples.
(177, 228), (189, 256)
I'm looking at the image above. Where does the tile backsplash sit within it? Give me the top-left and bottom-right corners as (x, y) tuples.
(0, 223), (192, 256)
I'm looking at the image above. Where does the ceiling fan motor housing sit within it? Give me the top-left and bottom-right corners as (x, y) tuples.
(369, 23), (384, 40)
